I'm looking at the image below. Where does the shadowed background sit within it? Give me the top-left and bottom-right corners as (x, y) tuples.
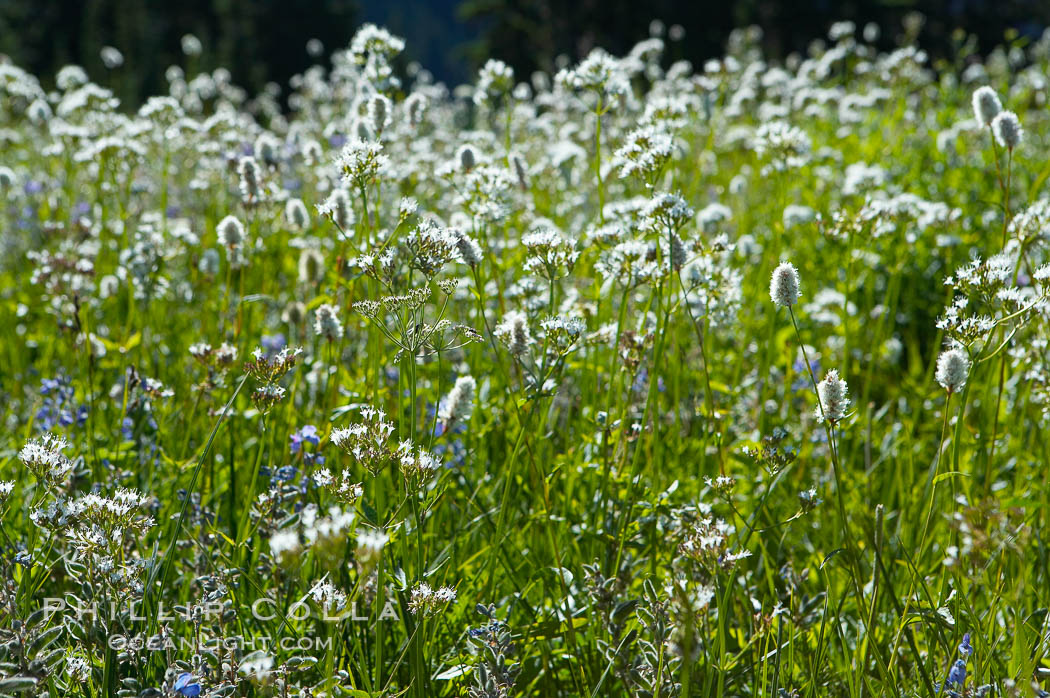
(1, 0), (1048, 100)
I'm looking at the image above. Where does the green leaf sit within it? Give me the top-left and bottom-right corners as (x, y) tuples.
(433, 665), (471, 680)
(0, 677), (38, 693)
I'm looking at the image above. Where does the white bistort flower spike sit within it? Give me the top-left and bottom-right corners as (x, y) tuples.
(971, 86), (1002, 128)
(816, 369), (850, 423)
(770, 262), (801, 308)
(495, 310), (533, 356)
(217, 215), (245, 248)
(936, 348), (970, 394)
(238, 156), (262, 201)
(991, 111), (1023, 150)
(285, 198), (310, 229)
(314, 304), (344, 341)
(439, 375), (476, 425)
(298, 249), (325, 284)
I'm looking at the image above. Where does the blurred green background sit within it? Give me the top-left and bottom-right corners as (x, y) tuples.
(1, 0), (1048, 100)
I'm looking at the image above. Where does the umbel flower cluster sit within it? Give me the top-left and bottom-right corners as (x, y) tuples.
(2, 15), (1050, 698)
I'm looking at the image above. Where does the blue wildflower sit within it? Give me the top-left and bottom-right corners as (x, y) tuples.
(433, 434), (467, 468)
(274, 465), (299, 483)
(792, 357), (820, 392)
(290, 425), (320, 454)
(261, 333), (286, 359)
(173, 672), (201, 697)
(468, 621), (503, 638)
(958, 632), (972, 657)
(36, 375), (89, 431)
(946, 659), (966, 688)
(632, 367), (648, 394)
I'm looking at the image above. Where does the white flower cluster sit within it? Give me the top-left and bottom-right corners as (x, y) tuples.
(331, 405), (397, 468)
(312, 468), (364, 504)
(752, 121), (812, 172)
(408, 582), (456, 615)
(556, 48), (629, 98)
(19, 433), (74, 485)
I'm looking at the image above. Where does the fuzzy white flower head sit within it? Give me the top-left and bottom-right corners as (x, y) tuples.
(439, 375), (476, 425)
(216, 215), (245, 248)
(215, 343), (238, 365)
(237, 156), (262, 201)
(991, 110), (1023, 149)
(770, 262), (801, 307)
(284, 198), (310, 229)
(100, 46), (124, 69)
(367, 93), (393, 134)
(816, 369), (850, 423)
(457, 144), (477, 172)
(783, 205), (815, 229)
(405, 92), (428, 127)
(181, 34), (203, 56)
(199, 249), (220, 275)
(0, 481), (14, 501)
(302, 504), (356, 546)
(451, 229), (483, 266)
(298, 248), (325, 284)
(254, 133), (280, 166)
(935, 347), (970, 394)
(495, 310), (533, 356)
(314, 304), (344, 341)
(0, 166), (17, 190)
(971, 86), (1002, 128)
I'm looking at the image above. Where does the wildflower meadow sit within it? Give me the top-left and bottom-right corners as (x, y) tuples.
(3, 18), (1050, 698)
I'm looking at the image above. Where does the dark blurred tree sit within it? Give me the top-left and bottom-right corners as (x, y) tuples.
(457, 0), (1050, 78)
(0, 0), (358, 104)
(3, 0), (1050, 105)
(361, 0), (475, 85)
